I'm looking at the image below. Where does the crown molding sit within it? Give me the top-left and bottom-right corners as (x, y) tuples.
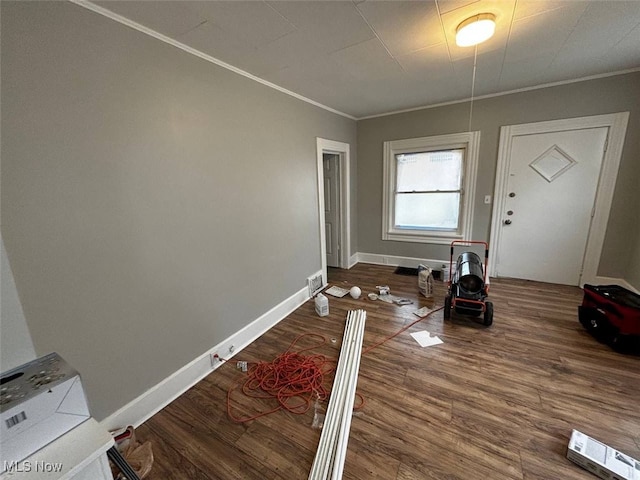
(358, 67), (640, 120)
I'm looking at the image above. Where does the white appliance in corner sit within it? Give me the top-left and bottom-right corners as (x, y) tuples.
(0, 352), (91, 473)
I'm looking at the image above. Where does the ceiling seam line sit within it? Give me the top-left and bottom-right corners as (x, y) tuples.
(547, 5), (589, 70)
(610, 21), (640, 49)
(352, 1), (407, 74)
(497, 0), (518, 90)
(175, 20), (209, 39)
(434, 0), (453, 64)
(263, 0), (299, 31)
(329, 37), (378, 56)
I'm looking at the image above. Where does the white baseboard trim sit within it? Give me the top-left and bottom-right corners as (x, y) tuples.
(356, 252), (447, 271)
(351, 254), (639, 292)
(592, 276), (639, 294)
(101, 285), (311, 431)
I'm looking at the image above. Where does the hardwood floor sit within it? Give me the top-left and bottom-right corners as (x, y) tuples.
(135, 264), (640, 479)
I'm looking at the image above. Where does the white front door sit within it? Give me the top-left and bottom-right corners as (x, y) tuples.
(323, 154), (340, 268)
(494, 126), (609, 285)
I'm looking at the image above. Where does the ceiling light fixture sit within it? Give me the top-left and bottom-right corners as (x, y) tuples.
(456, 13), (496, 47)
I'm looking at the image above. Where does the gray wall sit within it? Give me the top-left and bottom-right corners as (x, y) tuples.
(357, 72), (640, 280)
(1, 1), (356, 419)
(621, 90), (640, 292)
(1, 236), (37, 371)
(627, 210), (640, 291)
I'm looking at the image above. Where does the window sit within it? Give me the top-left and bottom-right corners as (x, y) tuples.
(382, 132), (480, 244)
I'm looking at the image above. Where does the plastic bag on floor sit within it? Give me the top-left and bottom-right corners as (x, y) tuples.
(311, 397), (326, 429)
(110, 425), (154, 479)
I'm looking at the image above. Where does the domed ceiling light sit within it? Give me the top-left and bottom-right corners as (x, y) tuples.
(456, 13), (496, 47)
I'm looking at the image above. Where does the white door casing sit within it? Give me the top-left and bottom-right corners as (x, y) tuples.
(316, 138), (351, 286)
(489, 113), (629, 286)
(323, 154), (340, 268)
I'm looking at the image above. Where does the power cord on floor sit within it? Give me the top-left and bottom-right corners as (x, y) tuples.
(362, 306), (443, 354)
(226, 308), (442, 423)
(226, 333), (333, 423)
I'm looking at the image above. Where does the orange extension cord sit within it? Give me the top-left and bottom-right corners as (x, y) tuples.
(226, 307), (442, 423)
(226, 333), (333, 422)
(362, 306), (443, 355)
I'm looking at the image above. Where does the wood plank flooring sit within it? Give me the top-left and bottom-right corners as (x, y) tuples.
(135, 264), (640, 479)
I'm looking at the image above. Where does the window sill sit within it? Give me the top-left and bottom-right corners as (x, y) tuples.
(383, 231), (464, 244)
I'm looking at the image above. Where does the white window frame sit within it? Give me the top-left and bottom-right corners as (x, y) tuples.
(382, 131), (480, 244)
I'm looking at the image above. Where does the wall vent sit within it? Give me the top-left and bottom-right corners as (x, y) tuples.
(308, 273), (323, 297)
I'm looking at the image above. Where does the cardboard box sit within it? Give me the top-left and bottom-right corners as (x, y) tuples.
(567, 430), (640, 480)
(0, 353), (91, 473)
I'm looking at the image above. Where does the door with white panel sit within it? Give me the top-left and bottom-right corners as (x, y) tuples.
(494, 126), (608, 285)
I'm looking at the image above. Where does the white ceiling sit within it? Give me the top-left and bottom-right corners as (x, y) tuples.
(92, 0), (640, 119)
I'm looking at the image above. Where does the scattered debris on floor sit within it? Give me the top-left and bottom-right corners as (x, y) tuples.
(349, 286), (362, 298)
(376, 293), (413, 305)
(325, 285), (349, 297)
(410, 331), (443, 348)
(311, 397), (325, 429)
(414, 306), (436, 317)
(109, 426), (154, 479)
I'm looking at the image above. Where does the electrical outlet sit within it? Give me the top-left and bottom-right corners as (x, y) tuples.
(210, 353), (221, 367)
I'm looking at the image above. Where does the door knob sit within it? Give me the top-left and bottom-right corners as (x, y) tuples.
(509, 192), (516, 198)
(504, 219), (512, 225)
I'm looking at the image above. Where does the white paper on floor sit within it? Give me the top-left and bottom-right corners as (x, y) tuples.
(325, 286), (349, 298)
(410, 331), (443, 348)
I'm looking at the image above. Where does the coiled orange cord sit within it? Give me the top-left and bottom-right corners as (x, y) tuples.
(227, 333), (334, 422)
(227, 308), (441, 423)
